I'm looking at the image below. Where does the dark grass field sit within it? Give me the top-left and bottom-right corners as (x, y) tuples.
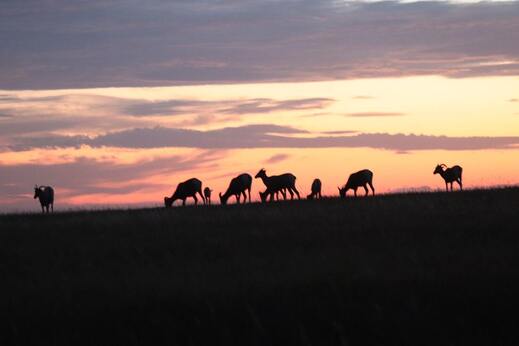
(2, 188), (519, 345)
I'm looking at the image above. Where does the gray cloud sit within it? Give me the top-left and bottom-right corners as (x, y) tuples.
(123, 97), (333, 117)
(0, 94), (333, 136)
(218, 98), (334, 115)
(1, 1), (519, 89)
(345, 112), (406, 117)
(320, 130), (357, 135)
(8, 124), (519, 152)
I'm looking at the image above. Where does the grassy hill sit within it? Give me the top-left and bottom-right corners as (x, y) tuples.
(2, 188), (519, 345)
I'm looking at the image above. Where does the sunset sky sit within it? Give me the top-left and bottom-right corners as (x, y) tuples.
(1, 0), (519, 211)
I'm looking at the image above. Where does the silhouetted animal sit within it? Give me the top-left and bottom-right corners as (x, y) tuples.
(434, 164), (463, 191)
(34, 185), (54, 213)
(259, 187), (287, 203)
(219, 173), (252, 205)
(164, 178), (205, 207)
(338, 169), (375, 197)
(255, 169), (300, 202)
(204, 187), (213, 205)
(307, 178), (322, 200)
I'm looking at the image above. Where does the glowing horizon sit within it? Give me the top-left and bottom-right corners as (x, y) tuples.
(1, 75), (519, 211)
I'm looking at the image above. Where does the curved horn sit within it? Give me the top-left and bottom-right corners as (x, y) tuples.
(34, 184), (38, 189)
(440, 163), (447, 168)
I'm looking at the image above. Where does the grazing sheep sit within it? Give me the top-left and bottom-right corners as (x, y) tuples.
(338, 169), (375, 197)
(255, 168), (300, 202)
(307, 178), (322, 200)
(434, 164), (463, 191)
(164, 178), (205, 207)
(219, 173), (252, 205)
(204, 187), (213, 205)
(34, 185), (54, 213)
(259, 187), (287, 203)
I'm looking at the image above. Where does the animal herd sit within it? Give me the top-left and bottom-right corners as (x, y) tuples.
(33, 163), (463, 212)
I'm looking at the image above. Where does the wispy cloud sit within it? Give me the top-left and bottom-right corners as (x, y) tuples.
(345, 112), (406, 117)
(320, 130), (357, 135)
(352, 95), (375, 100)
(509, 98), (518, 102)
(264, 153), (291, 164)
(0, 94), (333, 135)
(125, 97), (334, 117)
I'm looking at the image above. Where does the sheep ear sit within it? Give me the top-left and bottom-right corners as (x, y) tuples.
(34, 184), (38, 189)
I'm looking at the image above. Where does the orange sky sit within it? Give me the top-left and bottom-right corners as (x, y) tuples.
(1, 76), (519, 211)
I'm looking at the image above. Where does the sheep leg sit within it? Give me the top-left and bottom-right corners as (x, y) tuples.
(287, 188), (294, 200)
(354, 188), (358, 197)
(368, 182), (375, 195)
(458, 179), (463, 191)
(445, 182), (448, 192)
(363, 185), (369, 196)
(293, 186), (301, 200)
(182, 199), (186, 206)
(193, 195), (198, 205)
(247, 188), (251, 203)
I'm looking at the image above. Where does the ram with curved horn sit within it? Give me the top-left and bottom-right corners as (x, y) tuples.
(219, 173), (252, 205)
(433, 163), (463, 191)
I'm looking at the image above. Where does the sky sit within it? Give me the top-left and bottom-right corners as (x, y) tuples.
(1, 0), (519, 211)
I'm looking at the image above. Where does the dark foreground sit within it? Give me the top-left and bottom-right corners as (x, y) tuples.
(2, 188), (519, 345)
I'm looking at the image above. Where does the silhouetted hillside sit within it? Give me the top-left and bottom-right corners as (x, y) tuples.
(2, 188), (519, 345)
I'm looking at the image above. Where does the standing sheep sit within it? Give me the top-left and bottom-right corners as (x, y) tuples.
(433, 164), (463, 191)
(34, 185), (54, 213)
(307, 178), (322, 200)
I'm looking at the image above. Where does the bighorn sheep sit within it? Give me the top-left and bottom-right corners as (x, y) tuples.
(259, 187), (288, 203)
(255, 168), (300, 202)
(34, 185), (54, 213)
(338, 169), (375, 197)
(164, 178), (205, 207)
(204, 187), (213, 205)
(433, 164), (463, 191)
(307, 178), (322, 200)
(219, 173), (252, 205)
